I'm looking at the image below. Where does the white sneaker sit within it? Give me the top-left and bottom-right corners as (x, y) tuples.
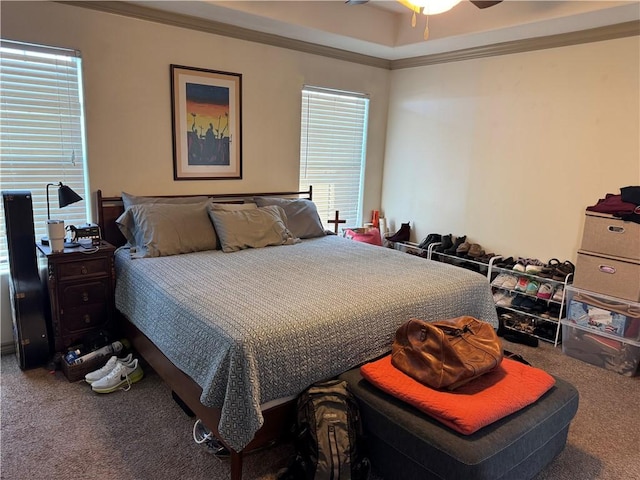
(85, 354), (134, 384)
(91, 358), (144, 394)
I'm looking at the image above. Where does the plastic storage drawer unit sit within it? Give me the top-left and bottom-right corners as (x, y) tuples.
(566, 286), (640, 340)
(561, 319), (640, 377)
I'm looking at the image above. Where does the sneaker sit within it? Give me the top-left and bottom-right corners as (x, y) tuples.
(501, 275), (518, 290)
(84, 354), (134, 384)
(524, 259), (545, 274)
(512, 258), (527, 272)
(536, 283), (554, 300)
(496, 292), (514, 308)
(515, 277), (529, 292)
(491, 273), (510, 287)
(525, 279), (540, 296)
(552, 285), (565, 302)
(91, 358), (144, 394)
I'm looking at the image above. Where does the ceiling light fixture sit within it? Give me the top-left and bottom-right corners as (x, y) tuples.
(397, 0), (462, 40)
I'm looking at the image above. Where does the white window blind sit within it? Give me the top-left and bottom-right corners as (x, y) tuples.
(0, 40), (89, 268)
(299, 86), (369, 230)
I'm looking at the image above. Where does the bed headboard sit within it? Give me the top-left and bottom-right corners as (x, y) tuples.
(95, 187), (313, 248)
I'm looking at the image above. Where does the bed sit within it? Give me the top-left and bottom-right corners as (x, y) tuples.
(96, 188), (498, 480)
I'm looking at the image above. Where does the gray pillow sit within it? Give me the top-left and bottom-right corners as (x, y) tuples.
(208, 205), (300, 253)
(208, 202), (258, 212)
(253, 197), (326, 239)
(116, 202), (217, 258)
(121, 191), (209, 210)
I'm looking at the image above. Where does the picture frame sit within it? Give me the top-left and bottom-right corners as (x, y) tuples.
(170, 64), (242, 180)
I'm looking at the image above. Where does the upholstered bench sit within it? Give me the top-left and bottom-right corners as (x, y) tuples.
(338, 367), (579, 480)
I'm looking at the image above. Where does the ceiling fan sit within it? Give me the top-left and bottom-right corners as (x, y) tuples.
(346, 1), (503, 39)
(346, 0), (502, 8)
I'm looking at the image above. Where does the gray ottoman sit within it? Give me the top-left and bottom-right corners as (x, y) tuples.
(339, 368), (579, 480)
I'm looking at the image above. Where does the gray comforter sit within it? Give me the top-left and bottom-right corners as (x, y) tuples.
(114, 235), (498, 451)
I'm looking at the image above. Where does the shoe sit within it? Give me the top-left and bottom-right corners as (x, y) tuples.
(515, 277), (529, 292)
(496, 292), (514, 308)
(467, 243), (485, 259)
(501, 274), (518, 290)
(91, 358), (144, 394)
(552, 285), (565, 302)
(536, 283), (554, 300)
(435, 234), (453, 253)
(512, 258), (527, 272)
(504, 331), (539, 347)
(456, 241), (471, 256)
(538, 259), (561, 278)
(417, 233), (441, 249)
(525, 279), (540, 296)
(445, 235), (466, 255)
(524, 259), (545, 275)
(85, 353), (134, 384)
(495, 257), (515, 269)
(491, 273), (511, 287)
(552, 261), (575, 281)
(386, 222), (411, 243)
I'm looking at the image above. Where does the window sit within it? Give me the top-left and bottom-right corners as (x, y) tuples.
(299, 86), (369, 230)
(0, 40), (89, 268)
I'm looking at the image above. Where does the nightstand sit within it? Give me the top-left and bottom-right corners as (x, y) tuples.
(37, 241), (116, 352)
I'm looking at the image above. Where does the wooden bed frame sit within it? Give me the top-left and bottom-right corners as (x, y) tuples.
(96, 188), (313, 480)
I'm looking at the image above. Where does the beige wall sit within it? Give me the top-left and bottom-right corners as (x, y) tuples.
(0, 1), (390, 346)
(382, 36), (640, 263)
(0, 1), (389, 215)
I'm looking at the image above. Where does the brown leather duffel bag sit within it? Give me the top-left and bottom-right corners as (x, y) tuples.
(391, 316), (503, 390)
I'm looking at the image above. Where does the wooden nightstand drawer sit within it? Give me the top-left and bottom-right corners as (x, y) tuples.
(60, 281), (109, 309)
(58, 257), (110, 280)
(37, 241), (117, 352)
(60, 304), (109, 334)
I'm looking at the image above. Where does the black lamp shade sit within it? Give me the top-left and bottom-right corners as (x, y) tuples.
(46, 182), (83, 220)
(58, 184), (83, 208)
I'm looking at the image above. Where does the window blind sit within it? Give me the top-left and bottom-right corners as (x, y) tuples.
(299, 86), (369, 230)
(0, 40), (89, 268)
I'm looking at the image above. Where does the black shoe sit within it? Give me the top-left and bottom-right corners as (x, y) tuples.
(386, 222), (410, 243)
(445, 235), (466, 255)
(417, 233), (441, 249)
(435, 234), (453, 253)
(504, 332), (539, 347)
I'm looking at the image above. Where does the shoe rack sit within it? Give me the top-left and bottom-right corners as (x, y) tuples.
(391, 241), (573, 346)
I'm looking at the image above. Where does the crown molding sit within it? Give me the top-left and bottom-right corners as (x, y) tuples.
(58, 1), (392, 69)
(391, 20), (640, 70)
(59, 2), (639, 71)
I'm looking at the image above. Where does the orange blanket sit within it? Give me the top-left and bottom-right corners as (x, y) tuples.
(360, 355), (555, 435)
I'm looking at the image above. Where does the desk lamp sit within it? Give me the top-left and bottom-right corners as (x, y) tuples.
(41, 182), (83, 247)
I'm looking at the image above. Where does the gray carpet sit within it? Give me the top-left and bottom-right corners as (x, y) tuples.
(1, 339), (639, 480)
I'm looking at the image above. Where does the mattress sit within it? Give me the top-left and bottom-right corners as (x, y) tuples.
(114, 235), (498, 451)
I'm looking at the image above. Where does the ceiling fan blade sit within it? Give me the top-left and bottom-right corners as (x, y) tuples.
(470, 0), (503, 8)
(345, 0), (370, 4)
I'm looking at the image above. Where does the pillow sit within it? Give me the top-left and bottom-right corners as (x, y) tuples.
(121, 191), (209, 210)
(208, 205), (300, 253)
(116, 202), (217, 258)
(253, 197), (325, 239)
(208, 202), (258, 212)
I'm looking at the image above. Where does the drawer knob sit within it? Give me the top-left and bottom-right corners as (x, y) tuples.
(84, 314), (91, 323)
(82, 292), (89, 302)
(607, 225), (625, 234)
(80, 266), (88, 274)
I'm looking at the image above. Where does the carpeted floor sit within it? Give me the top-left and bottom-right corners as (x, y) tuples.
(1, 338), (639, 480)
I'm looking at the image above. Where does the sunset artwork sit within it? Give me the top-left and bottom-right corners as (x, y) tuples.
(171, 65), (242, 180)
(185, 83), (230, 166)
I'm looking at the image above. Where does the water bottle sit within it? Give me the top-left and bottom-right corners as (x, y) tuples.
(65, 349), (81, 365)
(72, 340), (127, 365)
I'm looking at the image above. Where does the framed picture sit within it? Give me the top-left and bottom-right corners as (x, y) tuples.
(170, 64), (242, 180)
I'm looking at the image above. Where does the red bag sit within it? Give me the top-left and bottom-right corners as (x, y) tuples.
(344, 227), (382, 246)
